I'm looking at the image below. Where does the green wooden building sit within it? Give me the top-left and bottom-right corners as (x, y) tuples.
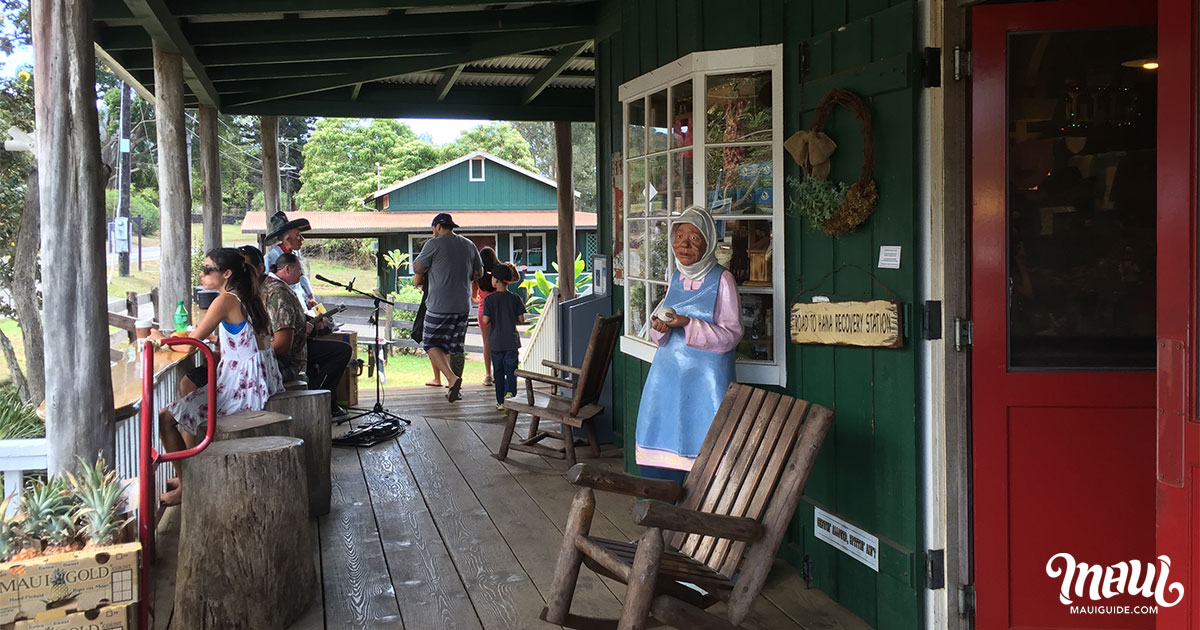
(367, 151), (599, 291)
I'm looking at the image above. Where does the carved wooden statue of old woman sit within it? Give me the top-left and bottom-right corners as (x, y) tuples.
(635, 206), (743, 484)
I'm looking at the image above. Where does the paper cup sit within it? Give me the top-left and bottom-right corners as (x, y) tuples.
(135, 320), (153, 339)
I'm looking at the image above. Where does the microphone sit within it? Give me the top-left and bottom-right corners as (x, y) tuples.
(347, 277), (355, 291)
(315, 274), (336, 284)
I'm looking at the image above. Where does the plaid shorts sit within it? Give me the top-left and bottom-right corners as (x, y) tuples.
(422, 311), (468, 354)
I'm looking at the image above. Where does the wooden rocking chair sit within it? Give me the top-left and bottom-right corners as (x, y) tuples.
(495, 312), (623, 467)
(542, 383), (834, 630)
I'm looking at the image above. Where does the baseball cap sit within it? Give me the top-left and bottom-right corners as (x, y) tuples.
(492, 264), (516, 284)
(431, 212), (459, 229)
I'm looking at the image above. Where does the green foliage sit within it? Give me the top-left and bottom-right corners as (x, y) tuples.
(103, 188), (160, 236)
(0, 495), (22, 561)
(440, 122), (536, 171)
(510, 122), (598, 212)
(0, 68), (34, 317)
(519, 255), (593, 315)
(0, 388), (42, 439)
(297, 118), (441, 213)
(786, 174), (848, 232)
(387, 284), (424, 341)
(191, 246), (204, 285)
(383, 249), (410, 274)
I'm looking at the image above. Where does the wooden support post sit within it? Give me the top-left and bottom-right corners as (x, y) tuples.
(32, 0), (115, 472)
(154, 43), (192, 326)
(543, 488), (595, 623)
(555, 121), (575, 299)
(261, 115), (280, 216)
(199, 106), (222, 252)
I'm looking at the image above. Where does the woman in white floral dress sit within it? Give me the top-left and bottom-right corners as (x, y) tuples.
(151, 247), (283, 505)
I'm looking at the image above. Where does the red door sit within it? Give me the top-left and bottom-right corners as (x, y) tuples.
(972, 1), (1158, 627)
(1155, 1), (1198, 628)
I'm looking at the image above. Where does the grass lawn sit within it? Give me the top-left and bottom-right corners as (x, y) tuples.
(0, 319), (26, 384)
(106, 259), (161, 298)
(360, 350), (489, 389)
(311, 259), (377, 297)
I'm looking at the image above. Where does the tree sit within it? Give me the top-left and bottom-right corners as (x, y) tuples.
(511, 121), (597, 212)
(440, 121), (535, 170)
(296, 118), (441, 213)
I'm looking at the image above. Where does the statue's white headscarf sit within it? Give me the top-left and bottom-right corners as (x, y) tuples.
(672, 206), (719, 282)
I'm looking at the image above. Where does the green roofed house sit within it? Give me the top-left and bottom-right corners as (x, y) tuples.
(242, 150), (599, 292)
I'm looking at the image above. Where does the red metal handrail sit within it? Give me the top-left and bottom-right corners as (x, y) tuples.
(138, 337), (216, 630)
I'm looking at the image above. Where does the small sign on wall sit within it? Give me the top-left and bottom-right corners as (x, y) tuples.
(814, 507), (879, 572)
(790, 300), (902, 348)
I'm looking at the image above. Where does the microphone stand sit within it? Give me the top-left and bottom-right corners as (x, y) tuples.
(313, 274), (410, 427)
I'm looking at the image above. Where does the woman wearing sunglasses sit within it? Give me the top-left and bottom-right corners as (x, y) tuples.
(150, 247), (283, 505)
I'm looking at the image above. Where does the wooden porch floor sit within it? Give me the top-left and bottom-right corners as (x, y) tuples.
(154, 384), (870, 630)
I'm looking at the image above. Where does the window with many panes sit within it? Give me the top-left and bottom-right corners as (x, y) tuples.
(511, 233), (546, 271)
(618, 44), (785, 386)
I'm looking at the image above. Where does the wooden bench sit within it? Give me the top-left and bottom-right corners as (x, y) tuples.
(175, 436), (316, 629)
(265, 389), (332, 517)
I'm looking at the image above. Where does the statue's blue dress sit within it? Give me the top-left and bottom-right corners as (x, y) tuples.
(635, 267), (737, 470)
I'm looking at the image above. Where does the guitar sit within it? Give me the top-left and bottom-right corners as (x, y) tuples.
(307, 304), (347, 331)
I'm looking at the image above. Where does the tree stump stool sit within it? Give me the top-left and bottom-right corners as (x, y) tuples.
(175, 436), (316, 630)
(265, 389), (332, 516)
(214, 409), (292, 442)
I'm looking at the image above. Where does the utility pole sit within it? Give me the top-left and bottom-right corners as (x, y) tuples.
(117, 82), (132, 277)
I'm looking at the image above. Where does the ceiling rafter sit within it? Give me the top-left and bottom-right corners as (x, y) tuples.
(163, 0), (584, 18)
(520, 40), (589, 104)
(224, 25), (594, 108)
(121, 0), (220, 108)
(172, 4), (594, 47)
(434, 65), (465, 102)
(222, 84), (595, 121)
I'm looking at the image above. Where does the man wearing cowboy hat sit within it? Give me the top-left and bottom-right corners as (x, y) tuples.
(412, 212), (482, 402)
(264, 210), (318, 308)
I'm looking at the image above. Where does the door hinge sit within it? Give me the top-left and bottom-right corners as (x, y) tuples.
(953, 46), (971, 81)
(926, 549), (945, 589)
(954, 318), (973, 351)
(957, 583), (976, 618)
(922, 47), (942, 88)
(922, 300), (942, 340)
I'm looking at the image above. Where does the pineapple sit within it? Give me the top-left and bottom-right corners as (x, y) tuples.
(66, 457), (129, 547)
(43, 568), (80, 610)
(20, 477), (72, 551)
(0, 495), (24, 562)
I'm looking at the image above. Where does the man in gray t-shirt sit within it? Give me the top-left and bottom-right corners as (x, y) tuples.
(413, 212), (483, 402)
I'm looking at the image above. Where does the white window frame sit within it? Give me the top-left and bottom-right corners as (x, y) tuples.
(510, 232), (547, 272)
(408, 234), (433, 271)
(469, 157), (486, 182)
(617, 44), (786, 387)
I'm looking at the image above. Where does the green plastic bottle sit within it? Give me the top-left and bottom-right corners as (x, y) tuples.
(174, 300), (188, 334)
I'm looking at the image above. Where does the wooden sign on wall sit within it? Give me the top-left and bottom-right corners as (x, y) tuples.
(790, 300), (903, 348)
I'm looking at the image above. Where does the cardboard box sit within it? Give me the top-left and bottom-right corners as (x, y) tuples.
(14, 603), (133, 630)
(0, 543), (139, 625)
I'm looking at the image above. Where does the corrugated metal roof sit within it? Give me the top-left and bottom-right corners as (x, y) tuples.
(242, 210), (598, 236)
(376, 45), (595, 89)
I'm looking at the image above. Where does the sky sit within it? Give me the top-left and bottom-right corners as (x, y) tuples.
(1, 44), (489, 145)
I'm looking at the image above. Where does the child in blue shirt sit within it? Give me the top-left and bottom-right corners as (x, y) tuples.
(480, 264), (527, 409)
